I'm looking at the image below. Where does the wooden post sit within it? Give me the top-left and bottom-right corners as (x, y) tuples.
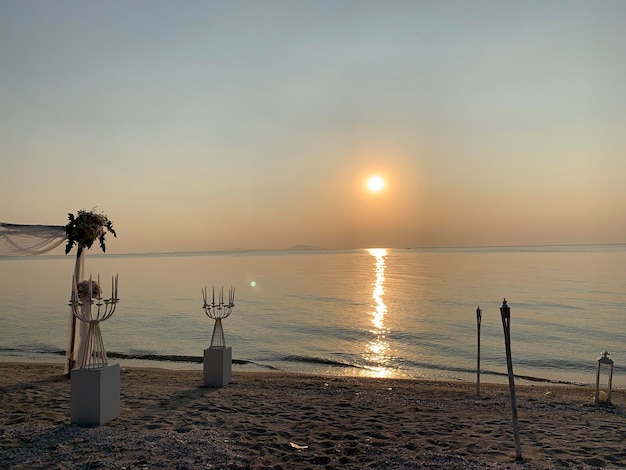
(476, 306), (482, 397)
(67, 245), (84, 375)
(500, 299), (523, 461)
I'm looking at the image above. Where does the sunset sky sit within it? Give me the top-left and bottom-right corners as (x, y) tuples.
(1, 1), (625, 254)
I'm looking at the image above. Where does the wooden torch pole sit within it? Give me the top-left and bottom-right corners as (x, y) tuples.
(476, 306), (482, 397)
(500, 299), (523, 461)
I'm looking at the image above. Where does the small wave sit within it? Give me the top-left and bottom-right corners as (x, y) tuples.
(108, 352), (203, 363)
(0, 347), (279, 371)
(106, 352), (279, 370)
(483, 369), (585, 386)
(0, 347), (66, 356)
(281, 354), (364, 369)
(0, 347), (592, 384)
(398, 358), (586, 386)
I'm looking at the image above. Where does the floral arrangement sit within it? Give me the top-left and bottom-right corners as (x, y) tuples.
(76, 279), (100, 301)
(65, 209), (116, 255)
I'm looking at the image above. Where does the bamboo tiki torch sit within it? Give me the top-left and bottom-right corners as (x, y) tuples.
(476, 306), (482, 397)
(500, 299), (523, 461)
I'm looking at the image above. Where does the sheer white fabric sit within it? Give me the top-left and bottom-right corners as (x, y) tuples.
(1, 221), (89, 373)
(68, 252), (88, 372)
(0, 223), (66, 256)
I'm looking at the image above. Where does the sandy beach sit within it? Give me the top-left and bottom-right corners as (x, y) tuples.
(1, 362), (624, 469)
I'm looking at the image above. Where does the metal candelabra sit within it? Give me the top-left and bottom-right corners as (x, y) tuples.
(69, 274), (119, 369)
(202, 286), (235, 349)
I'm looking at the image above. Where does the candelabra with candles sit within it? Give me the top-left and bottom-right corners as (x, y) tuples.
(70, 274), (119, 369)
(69, 274), (121, 426)
(202, 286), (235, 387)
(202, 286), (235, 348)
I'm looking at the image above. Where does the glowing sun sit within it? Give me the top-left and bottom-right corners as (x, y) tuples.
(367, 176), (385, 192)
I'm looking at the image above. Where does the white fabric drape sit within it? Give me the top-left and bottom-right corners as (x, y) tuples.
(0, 223), (66, 255)
(1, 221), (88, 373)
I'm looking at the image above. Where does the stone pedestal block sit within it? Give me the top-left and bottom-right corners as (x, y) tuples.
(71, 363), (120, 426)
(203, 347), (232, 387)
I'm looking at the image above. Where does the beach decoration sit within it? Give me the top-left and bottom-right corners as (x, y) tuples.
(594, 351), (614, 405)
(0, 209), (117, 374)
(65, 210), (116, 256)
(476, 306), (482, 397)
(65, 210), (116, 373)
(69, 274), (119, 369)
(203, 286), (235, 349)
(202, 286), (236, 387)
(69, 273), (121, 426)
(500, 299), (523, 462)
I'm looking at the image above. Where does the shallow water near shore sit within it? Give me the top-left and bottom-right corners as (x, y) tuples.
(1, 245), (625, 387)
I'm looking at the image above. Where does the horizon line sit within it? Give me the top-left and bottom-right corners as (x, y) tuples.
(5, 241), (625, 259)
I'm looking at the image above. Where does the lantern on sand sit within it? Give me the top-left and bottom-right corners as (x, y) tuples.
(595, 351), (614, 405)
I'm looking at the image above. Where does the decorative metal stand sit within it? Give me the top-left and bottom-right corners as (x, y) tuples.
(70, 274), (119, 368)
(203, 286), (235, 349)
(69, 274), (120, 426)
(202, 286), (235, 387)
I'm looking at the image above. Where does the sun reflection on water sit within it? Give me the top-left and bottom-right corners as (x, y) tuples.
(363, 248), (393, 378)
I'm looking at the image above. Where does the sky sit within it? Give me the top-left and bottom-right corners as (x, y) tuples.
(1, 1), (626, 254)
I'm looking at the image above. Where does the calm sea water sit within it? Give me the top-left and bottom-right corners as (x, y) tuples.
(0, 246), (624, 388)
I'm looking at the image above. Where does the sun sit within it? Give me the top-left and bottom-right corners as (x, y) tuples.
(367, 176), (385, 192)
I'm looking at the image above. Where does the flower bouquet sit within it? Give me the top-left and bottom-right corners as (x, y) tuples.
(76, 279), (100, 301)
(65, 209), (116, 255)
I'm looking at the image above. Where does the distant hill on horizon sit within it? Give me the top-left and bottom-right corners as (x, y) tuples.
(226, 244), (328, 252)
(286, 244), (328, 251)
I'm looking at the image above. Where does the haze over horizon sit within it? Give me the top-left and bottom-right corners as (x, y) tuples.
(2, 1), (626, 254)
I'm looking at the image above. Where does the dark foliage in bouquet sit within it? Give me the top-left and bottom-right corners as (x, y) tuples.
(65, 209), (116, 255)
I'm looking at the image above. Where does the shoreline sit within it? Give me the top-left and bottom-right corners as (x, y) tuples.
(0, 354), (607, 389)
(1, 362), (625, 469)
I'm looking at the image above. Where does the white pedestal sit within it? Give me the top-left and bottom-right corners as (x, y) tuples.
(203, 347), (232, 387)
(71, 363), (120, 426)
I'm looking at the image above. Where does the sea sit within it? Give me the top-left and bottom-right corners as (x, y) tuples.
(0, 245), (624, 388)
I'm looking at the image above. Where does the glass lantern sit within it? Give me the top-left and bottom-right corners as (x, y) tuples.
(594, 351), (614, 404)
